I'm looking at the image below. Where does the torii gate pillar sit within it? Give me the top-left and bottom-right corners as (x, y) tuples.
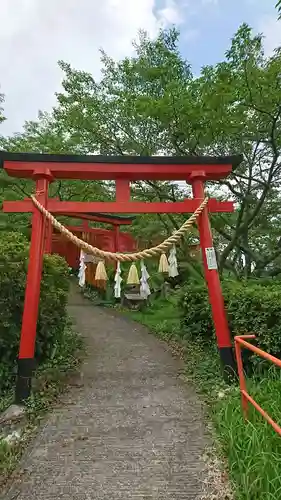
(16, 171), (53, 403)
(191, 172), (234, 373)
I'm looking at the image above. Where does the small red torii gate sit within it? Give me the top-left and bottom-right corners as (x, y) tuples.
(0, 152), (242, 403)
(48, 210), (137, 271)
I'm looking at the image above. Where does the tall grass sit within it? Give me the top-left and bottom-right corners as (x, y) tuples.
(215, 370), (281, 499)
(128, 294), (281, 499)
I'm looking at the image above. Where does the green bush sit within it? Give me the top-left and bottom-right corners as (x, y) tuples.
(0, 232), (70, 392)
(179, 281), (212, 341)
(179, 279), (281, 357)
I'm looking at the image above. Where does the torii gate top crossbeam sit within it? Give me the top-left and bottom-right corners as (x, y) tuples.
(0, 152), (243, 181)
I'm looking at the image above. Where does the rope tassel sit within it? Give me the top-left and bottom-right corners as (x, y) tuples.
(95, 260), (108, 281)
(168, 245), (179, 278)
(127, 263), (139, 285)
(114, 261), (122, 298)
(158, 253), (169, 273)
(78, 250), (87, 287)
(140, 260), (151, 299)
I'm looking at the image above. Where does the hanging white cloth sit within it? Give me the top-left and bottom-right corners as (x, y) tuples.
(114, 261), (122, 298)
(168, 245), (179, 278)
(140, 260), (151, 299)
(78, 250), (87, 287)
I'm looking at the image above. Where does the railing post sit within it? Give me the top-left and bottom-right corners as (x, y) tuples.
(234, 338), (249, 419)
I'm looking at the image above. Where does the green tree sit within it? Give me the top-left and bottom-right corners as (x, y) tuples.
(0, 111), (112, 233)
(52, 26), (281, 277)
(276, 0), (281, 19)
(1, 26), (281, 278)
(195, 24), (281, 277)
(0, 90), (5, 125)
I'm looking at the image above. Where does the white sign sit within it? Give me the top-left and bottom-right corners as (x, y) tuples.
(205, 247), (218, 270)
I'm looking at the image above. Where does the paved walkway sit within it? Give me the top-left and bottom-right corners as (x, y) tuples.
(4, 286), (212, 499)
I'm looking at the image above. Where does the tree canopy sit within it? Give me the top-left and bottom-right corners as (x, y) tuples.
(277, 0), (281, 19)
(0, 23), (281, 279)
(0, 92), (5, 125)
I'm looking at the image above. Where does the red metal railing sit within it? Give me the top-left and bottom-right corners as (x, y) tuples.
(234, 335), (281, 436)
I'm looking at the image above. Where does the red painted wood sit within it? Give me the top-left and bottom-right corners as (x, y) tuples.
(3, 198), (234, 214)
(58, 212), (133, 225)
(192, 176), (231, 349)
(4, 161), (233, 181)
(19, 178), (49, 359)
(52, 227), (137, 270)
(52, 234), (79, 269)
(116, 179), (130, 202)
(44, 220), (53, 254)
(114, 225), (120, 252)
(235, 335), (281, 434)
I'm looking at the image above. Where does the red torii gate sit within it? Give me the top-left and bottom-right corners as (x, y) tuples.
(1, 152), (243, 403)
(48, 210), (137, 271)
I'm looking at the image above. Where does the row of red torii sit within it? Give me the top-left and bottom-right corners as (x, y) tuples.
(0, 152), (243, 403)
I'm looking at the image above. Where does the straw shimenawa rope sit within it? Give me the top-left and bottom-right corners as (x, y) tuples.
(31, 195), (208, 262)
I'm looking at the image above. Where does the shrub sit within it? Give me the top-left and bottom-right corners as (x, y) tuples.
(179, 281), (212, 341)
(179, 279), (281, 357)
(37, 255), (70, 360)
(0, 232), (70, 392)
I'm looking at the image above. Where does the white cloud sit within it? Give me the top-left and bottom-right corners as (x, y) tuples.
(258, 15), (281, 56)
(158, 0), (183, 26)
(0, 0), (182, 136)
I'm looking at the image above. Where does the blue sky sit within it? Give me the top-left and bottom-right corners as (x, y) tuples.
(172, 0), (280, 72)
(0, 0), (280, 135)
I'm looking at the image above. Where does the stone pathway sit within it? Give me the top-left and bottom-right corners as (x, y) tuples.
(3, 286), (213, 499)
